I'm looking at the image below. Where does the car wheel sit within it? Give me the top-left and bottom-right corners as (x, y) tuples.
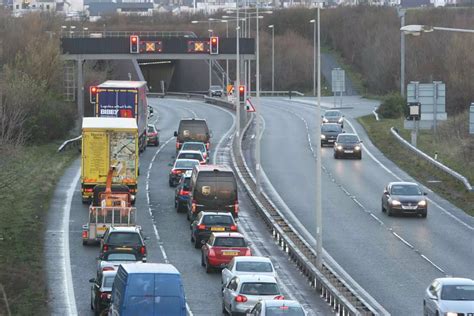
(334, 152), (338, 159)
(357, 153), (362, 160)
(168, 179), (173, 187)
(90, 295), (94, 310)
(201, 253), (205, 267)
(82, 239), (88, 246)
(191, 233), (194, 242)
(222, 300), (227, 314)
(186, 210), (190, 221)
(387, 206), (393, 217)
(194, 237), (201, 249)
(381, 203), (385, 213)
(205, 259), (212, 273)
(421, 211), (427, 218)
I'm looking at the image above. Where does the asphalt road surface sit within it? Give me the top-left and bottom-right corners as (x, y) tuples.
(246, 96), (474, 315)
(47, 97), (334, 316)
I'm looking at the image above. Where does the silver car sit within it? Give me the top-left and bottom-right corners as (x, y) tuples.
(423, 277), (474, 316)
(221, 256), (276, 288)
(222, 275), (283, 315)
(322, 110), (344, 127)
(247, 299), (306, 315)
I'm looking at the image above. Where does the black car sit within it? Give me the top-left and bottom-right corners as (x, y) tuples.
(90, 270), (116, 315)
(190, 211), (238, 248)
(322, 110), (344, 127)
(99, 226), (147, 261)
(209, 85), (224, 97)
(381, 182), (428, 217)
(169, 159), (200, 187)
(334, 133), (362, 159)
(321, 123), (343, 146)
(175, 170), (192, 213)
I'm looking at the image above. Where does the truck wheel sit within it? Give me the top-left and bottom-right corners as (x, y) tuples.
(82, 240), (88, 246)
(194, 238), (201, 249)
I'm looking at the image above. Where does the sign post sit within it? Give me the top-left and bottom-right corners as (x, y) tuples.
(331, 68), (345, 108)
(470, 103), (474, 135)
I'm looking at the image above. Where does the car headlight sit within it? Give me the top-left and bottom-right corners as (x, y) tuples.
(354, 145), (361, 151)
(336, 145), (343, 151)
(418, 200), (427, 206)
(446, 313), (458, 316)
(338, 117), (344, 123)
(323, 118), (328, 123)
(321, 135), (326, 139)
(391, 200), (401, 206)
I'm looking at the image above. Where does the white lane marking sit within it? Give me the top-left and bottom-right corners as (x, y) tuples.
(421, 255), (446, 274)
(63, 168), (80, 316)
(261, 101), (450, 275)
(208, 105), (236, 164)
(145, 135), (194, 316)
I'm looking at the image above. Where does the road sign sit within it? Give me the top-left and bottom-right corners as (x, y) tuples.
(245, 99), (256, 112)
(470, 104), (474, 134)
(331, 68), (345, 93)
(406, 81), (447, 129)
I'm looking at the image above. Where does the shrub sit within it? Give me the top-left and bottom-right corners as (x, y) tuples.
(377, 93), (405, 119)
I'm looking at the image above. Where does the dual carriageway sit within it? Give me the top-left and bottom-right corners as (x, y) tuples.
(47, 95), (474, 315)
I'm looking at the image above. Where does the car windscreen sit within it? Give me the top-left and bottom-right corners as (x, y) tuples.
(213, 237), (246, 247)
(104, 253), (138, 261)
(236, 261), (273, 273)
(210, 86), (222, 90)
(195, 175), (237, 201)
(175, 160), (199, 169)
(441, 285), (474, 300)
(202, 215), (234, 225)
(147, 126), (155, 133)
(183, 178), (191, 190)
(103, 275), (116, 289)
(107, 232), (141, 245)
(182, 143), (205, 152)
(179, 121), (208, 140)
(390, 185), (422, 196)
(265, 306), (305, 316)
(337, 135), (359, 143)
(178, 153), (202, 161)
(240, 282), (279, 295)
(322, 125), (341, 132)
(325, 111), (341, 117)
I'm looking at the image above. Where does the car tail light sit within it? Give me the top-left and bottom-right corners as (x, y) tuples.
(84, 188), (93, 193)
(179, 189), (189, 196)
(234, 202), (239, 214)
(82, 230), (88, 239)
(206, 142), (210, 150)
(192, 200), (197, 213)
(176, 142), (181, 149)
(200, 161), (205, 165)
(274, 295), (285, 300)
(203, 152), (207, 158)
(103, 244), (109, 252)
(172, 169), (182, 175)
(235, 295), (247, 303)
(140, 246), (146, 255)
(102, 266), (115, 272)
(100, 292), (111, 300)
(230, 225), (238, 231)
(208, 247), (215, 257)
(198, 224), (206, 230)
(244, 249), (251, 256)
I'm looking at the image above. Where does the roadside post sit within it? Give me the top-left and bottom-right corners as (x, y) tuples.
(331, 68), (345, 108)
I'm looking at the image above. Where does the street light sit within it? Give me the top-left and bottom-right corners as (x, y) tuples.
(309, 19), (316, 96)
(310, 9), (323, 271)
(268, 25), (274, 95)
(255, 0), (262, 194)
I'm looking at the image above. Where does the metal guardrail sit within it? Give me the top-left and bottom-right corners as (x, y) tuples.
(58, 135), (81, 152)
(390, 127), (473, 192)
(248, 90), (305, 97)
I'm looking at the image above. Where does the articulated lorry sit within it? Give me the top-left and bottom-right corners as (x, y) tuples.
(95, 81), (148, 152)
(81, 117), (139, 203)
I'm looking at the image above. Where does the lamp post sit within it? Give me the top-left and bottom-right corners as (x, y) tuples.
(400, 24), (474, 135)
(255, 0), (261, 194)
(221, 19), (230, 88)
(310, 19), (316, 96)
(235, 2), (241, 138)
(398, 8), (406, 97)
(310, 8), (323, 271)
(268, 25), (274, 95)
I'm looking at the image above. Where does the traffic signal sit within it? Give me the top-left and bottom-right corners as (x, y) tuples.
(89, 86), (97, 104)
(130, 35), (139, 53)
(210, 36), (219, 55)
(239, 85), (245, 102)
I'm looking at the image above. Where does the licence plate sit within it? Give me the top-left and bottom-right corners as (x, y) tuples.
(211, 227), (225, 231)
(223, 251), (238, 256)
(116, 247), (132, 251)
(402, 205), (417, 210)
(344, 150), (354, 153)
(328, 140), (334, 142)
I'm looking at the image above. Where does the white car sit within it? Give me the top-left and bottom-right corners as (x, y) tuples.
(181, 142), (209, 162)
(222, 256), (276, 287)
(246, 299), (306, 315)
(222, 275), (284, 315)
(176, 150), (206, 164)
(424, 277), (474, 316)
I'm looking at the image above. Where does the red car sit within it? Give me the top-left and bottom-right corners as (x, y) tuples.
(201, 232), (251, 273)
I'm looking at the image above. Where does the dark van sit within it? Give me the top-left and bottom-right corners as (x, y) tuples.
(187, 165), (238, 221)
(109, 263), (187, 316)
(174, 118), (210, 153)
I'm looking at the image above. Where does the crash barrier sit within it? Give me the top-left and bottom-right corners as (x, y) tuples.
(206, 98), (386, 315)
(248, 90), (305, 97)
(57, 135), (81, 152)
(391, 127), (473, 192)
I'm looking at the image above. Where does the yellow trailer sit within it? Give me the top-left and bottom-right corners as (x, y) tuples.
(81, 117), (139, 203)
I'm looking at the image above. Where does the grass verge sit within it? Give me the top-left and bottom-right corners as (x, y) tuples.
(358, 115), (474, 216)
(0, 143), (78, 315)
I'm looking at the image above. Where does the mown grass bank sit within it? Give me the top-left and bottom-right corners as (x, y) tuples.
(0, 144), (77, 315)
(358, 115), (473, 216)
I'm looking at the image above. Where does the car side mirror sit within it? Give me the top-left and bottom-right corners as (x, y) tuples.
(142, 258), (147, 263)
(383, 190), (389, 195)
(343, 131), (346, 133)
(174, 131), (178, 137)
(359, 140), (363, 143)
(423, 192), (427, 196)
(428, 292), (437, 300)
(209, 130), (214, 138)
(89, 278), (95, 283)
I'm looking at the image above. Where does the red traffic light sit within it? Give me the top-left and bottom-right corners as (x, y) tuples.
(131, 36), (138, 43)
(210, 36), (219, 55)
(89, 86), (97, 104)
(91, 86), (97, 93)
(130, 35), (139, 53)
(239, 85), (245, 102)
(239, 86), (244, 92)
(212, 37), (217, 43)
